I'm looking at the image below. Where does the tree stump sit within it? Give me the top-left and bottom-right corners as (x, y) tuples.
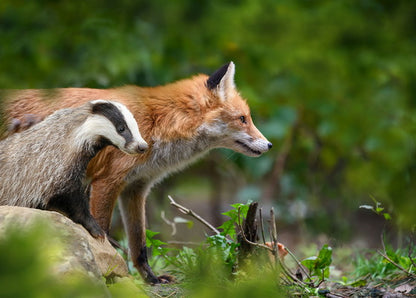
(237, 202), (259, 264)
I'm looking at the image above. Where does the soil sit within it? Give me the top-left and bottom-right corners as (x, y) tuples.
(322, 277), (416, 298)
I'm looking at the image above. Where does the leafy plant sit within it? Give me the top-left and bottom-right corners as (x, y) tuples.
(217, 202), (250, 241)
(353, 244), (416, 281)
(205, 202), (251, 269)
(146, 229), (171, 258)
(301, 244), (333, 283)
(359, 196), (392, 221)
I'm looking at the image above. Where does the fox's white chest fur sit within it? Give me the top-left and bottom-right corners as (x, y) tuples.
(125, 123), (222, 185)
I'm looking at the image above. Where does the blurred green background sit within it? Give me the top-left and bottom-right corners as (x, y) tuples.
(1, 0), (415, 250)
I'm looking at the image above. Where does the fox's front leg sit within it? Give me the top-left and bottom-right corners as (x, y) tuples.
(88, 148), (133, 233)
(90, 178), (122, 233)
(119, 181), (174, 284)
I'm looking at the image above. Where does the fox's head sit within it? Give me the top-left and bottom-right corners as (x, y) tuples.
(201, 62), (272, 157)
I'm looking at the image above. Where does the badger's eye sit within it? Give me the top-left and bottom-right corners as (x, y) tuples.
(118, 125), (126, 133)
(240, 115), (247, 124)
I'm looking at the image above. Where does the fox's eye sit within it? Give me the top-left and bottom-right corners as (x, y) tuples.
(240, 115), (247, 124)
(118, 125), (126, 133)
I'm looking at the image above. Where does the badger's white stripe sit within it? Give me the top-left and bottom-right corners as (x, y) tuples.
(72, 113), (125, 152)
(107, 101), (142, 143)
(75, 100), (147, 154)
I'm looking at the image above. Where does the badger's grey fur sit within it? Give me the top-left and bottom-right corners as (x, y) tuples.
(0, 100), (148, 237)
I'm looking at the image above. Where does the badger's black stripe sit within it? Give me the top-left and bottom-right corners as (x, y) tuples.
(91, 102), (133, 144)
(207, 62), (231, 90)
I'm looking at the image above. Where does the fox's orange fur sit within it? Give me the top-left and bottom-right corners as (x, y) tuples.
(1, 62), (272, 283)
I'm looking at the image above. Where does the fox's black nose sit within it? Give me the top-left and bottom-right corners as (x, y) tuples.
(268, 142), (273, 150)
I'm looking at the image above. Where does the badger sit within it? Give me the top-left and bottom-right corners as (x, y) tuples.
(0, 100), (148, 238)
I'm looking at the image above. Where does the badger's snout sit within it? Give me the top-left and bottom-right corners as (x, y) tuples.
(136, 141), (149, 153)
(124, 140), (148, 154)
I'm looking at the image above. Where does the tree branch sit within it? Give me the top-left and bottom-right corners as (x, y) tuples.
(168, 195), (220, 235)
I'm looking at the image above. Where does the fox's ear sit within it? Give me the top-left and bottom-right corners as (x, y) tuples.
(207, 62), (235, 101)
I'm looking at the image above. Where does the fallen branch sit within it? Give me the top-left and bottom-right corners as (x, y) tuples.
(284, 247), (312, 281)
(168, 195), (220, 235)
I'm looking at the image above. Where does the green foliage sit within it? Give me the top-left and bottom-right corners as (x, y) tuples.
(360, 197), (392, 221)
(146, 229), (170, 257)
(107, 277), (147, 298)
(0, 222), (108, 297)
(207, 202), (251, 268)
(145, 202), (252, 278)
(353, 246), (416, 281)
(169, 245), (284, 298)
(144, 202), (286, 296)
(217, 202), (250, 240)
(301, 244), (333, 282)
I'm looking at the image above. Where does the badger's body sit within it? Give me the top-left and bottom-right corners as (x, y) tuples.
(0, 100), (148, 237)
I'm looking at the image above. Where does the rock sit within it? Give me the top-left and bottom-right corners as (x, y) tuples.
(0, 206), (128, 279)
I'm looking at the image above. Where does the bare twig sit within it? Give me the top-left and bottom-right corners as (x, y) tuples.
(167, 240), (202, 246)
(259, 208), (266, 245)
(284, 247), (312, 281)
(269, 207), (279, 265)
(277, 258), (307, 286)
(379, 232), (416, 278)
(236, 205), (275, 253)
(168, 195), (220, 235)
(408, 238), (416, 269)
(270, 208), (278, 246)
(237, 223), (274, 253)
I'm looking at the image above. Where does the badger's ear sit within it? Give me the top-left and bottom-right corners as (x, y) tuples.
(207, 61), (236, 101)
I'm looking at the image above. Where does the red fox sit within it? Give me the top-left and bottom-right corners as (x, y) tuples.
(1, 62), (272, 283)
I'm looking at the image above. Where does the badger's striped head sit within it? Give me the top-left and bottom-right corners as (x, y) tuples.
(75, 100), (148, 155)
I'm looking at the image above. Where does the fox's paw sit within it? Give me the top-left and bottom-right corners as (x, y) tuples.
(154, 274), (176, 284)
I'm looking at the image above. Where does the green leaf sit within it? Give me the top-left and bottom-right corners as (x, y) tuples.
(301, 245), (332, 279)
(217, 202), (252, 240)
(301, 256), (317, 272)
(146, 229), (168, 257)
(315, 245), (332, 270)
(383, 213), (391, 220)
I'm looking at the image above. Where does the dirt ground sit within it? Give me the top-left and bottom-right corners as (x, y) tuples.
(323, 277), (416, 298)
